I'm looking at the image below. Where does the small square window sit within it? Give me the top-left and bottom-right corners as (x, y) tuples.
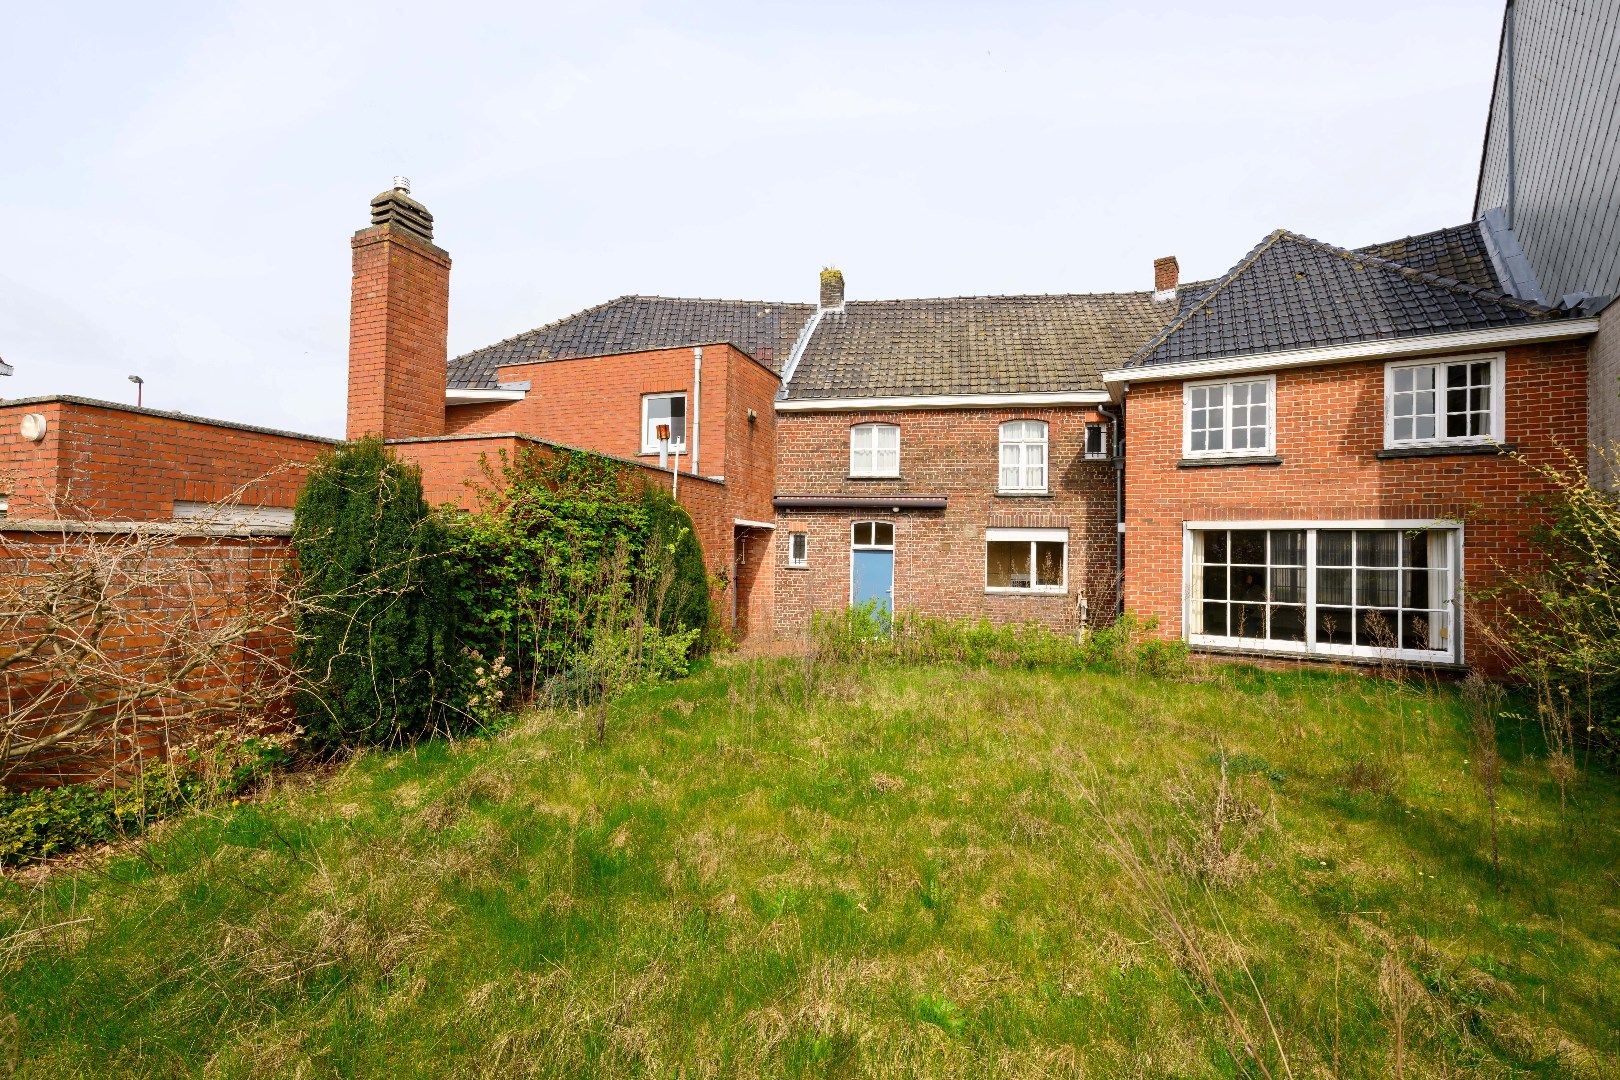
(1084, 423), (1109, 460)
(642, 393), (688, 454)
(788, 532), (808, 567)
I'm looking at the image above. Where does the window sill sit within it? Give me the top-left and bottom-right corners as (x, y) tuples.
(785, 564), (810, 571)
(985, 588), (1068, 596)
(1177, 455), (1283, 469)
(638, 450), (687, 458)
(994, 491), (1052, 499)
(1376, 443), (1517, 460)
(846, 475), (904, 482)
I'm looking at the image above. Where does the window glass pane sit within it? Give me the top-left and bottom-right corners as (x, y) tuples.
(1035, 541), (1064, 586)
(1231, 603), (1266, 638)
(1318, 567), (1352, 606)
(1317, 607), (1353, 645)
(1414, 367), (1436, 391)
(1202, 603), (1228, 635)
(987, 541), (1031, 588)
(1231, 530), (1266, 564)
(876, 425), (899, 450)
(1270, 530), (1305, 565)
(873, 522), (894, 547)
(789, 534), (807, 564)
(1360, 568), (1398, 607)
(1394, 367), (1413, 392)
(1207, 427), (1225, 451)
(1415, 414), (1436, 439)
(1202, 565), (1227, 600)
(1205, 530), (1228, 563)
(851, 426), (872, 449)
(1394, 417), (1413, 441)
(1357, 609), (1399, 648)
(1270, 605), (1306, 642)
(1270, 566), (1305, 604)
(1357, 532), (1398, 566)
(854, 522), (872, 546)
(1400, 610), (1444, 651)
(1231, 565), (1266, 603)
(1318, 531), (1351, 565)
(1446, 364), (1468, 388)
(1191, 429), (1208, 452)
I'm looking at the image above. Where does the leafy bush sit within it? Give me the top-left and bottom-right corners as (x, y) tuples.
(0, 729), (293, 867)
(448, 447), (711, 700)
(1480, 448), (1620, 756)
(291, 439), (463, 749)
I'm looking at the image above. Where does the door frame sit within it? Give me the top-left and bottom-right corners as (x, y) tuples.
(848, 519), (896, 609)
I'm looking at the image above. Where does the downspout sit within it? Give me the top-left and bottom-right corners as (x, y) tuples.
(1100, 399), (1125, 619)
(691, 346), (703, 477)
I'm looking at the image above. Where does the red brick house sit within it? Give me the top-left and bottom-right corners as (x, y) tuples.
(1104, 223), (1600, 669)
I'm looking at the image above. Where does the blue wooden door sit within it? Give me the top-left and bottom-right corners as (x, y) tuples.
(851, 549), (894, 616)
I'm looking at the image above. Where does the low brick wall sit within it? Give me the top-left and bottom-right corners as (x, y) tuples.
(0, 523), (295, 790)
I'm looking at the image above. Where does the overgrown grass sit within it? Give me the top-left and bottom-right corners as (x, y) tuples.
(1, 654), (1617, 1077)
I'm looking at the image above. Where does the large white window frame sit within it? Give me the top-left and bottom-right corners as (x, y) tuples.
(641, 392), (688, 454)
(1182, 520), (1461, 665)
(1384, 352), (1505, 448)
(998, 420), (1049, 492)
(985, 527), (1068, 594)
(850, 423), (900, 478)
(1183, 375), (1276, 459)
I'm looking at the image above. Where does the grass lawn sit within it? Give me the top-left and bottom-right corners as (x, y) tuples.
(1, 655), (1617, 1077)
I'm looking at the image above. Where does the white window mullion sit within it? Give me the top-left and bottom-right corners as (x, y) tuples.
(1305, 529), (1318, 652)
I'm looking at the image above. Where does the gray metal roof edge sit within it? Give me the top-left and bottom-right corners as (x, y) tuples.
(0, 395), (338, 443)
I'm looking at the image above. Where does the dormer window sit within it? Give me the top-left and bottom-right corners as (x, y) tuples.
(850, 423), (900, 478)
(1385, 355), (1503, 447)
(999, 420), (1048, 492)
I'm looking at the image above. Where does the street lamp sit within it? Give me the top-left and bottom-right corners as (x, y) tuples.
(128, 374), (144, 407)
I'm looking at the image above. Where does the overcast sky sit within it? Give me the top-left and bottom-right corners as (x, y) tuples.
(2, 0), (1504, 436)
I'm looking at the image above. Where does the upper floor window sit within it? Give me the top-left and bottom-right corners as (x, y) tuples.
(1184, 376), (1274, 458)
(1084, 422), (1110, 461)
(850, 423), (900, 477)
(999, 420), (1048, 492)
(1385, 355), (1503, 447)
(642, 392), (687, 453)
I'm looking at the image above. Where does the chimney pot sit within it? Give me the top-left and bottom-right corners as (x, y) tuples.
(1153, 256), (1180, 301)
(393, 176), (410, 193)
(819, 267), (845, 311)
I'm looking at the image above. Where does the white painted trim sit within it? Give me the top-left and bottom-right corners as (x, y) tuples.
(446, 387), (527, 403)
(849, 519), (897, 609)
(1101, 319), (1600, 387)
(787, 531), (808, 567)
(1383, 352), (1506, 449)
(733, 518), (776, 530)
(997, 419), (1049, 493)
(778, 391), (1110, 412)
(849, 422), (901, 478)
(640, 391), (689, 455)
(1182, 374), (1276, 459)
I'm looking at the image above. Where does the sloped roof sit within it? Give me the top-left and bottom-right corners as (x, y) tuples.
(1355, 221), (1502, 291)
(1127, 227), (1561, 369)
(782, 293), (1173, 400)
(448, 296), (814, 389)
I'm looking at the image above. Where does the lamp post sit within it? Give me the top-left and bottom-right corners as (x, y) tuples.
(128, 375), (144, 407)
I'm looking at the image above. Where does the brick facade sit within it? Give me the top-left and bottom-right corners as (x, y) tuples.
(348, 224), (451, 441)
(773, 406), (1118, 638)
(1121, 341), (1590, 668)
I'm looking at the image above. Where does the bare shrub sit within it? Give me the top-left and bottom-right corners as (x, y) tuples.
(1165, 752), (1274, 888)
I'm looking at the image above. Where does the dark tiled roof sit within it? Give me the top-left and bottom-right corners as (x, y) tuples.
(1356, 221), (1502, 290)
(448, 296), (814, 389)
(1127, 228), (1561, 369)
(783, 293), (1173, 400)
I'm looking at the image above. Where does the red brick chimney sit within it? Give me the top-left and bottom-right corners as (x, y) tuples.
(1153, 256), (1179, 302)
(347, 179), (450, 440)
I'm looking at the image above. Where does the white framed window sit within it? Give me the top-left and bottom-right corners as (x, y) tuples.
(1186, 523), (1459, 664)
(998, 420), (1048, 492)
(852, 520), (894, 549)
(1385, 354), (1504, 447)
(1084, 422), (1110, 460)
(641, 393), (687, 454)
(787, 531), (808, 567)
(1184, 375), (1275, 458)
(985, 527), (1067, 593)
(850, 423), (900, 478)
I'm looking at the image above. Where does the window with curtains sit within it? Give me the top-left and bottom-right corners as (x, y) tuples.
(1386, 355), (1503, 446)
(849, 423), (900, 477)
(998, 420), (1048, 492)
(1187, 525), (1457, 662)
(1184, 376), (1274, 457)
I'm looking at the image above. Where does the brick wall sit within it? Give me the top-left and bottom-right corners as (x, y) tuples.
(348, 225), (451, 441)
(0, 526), (293, 789)
(773, 406), (1117, 638)
(1121, 341), (1589, 667)
(0, 398), (329, 520)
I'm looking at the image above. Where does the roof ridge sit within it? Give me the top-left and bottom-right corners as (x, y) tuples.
(1283, 230), (1557, 317)
(1353, 221), (1479, 254)
(841, 290), (1156, 305)
(1127, 230), (1289, 365)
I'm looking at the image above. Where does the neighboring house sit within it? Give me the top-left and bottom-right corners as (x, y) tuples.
(770, 267), (1174, 635)
(1105, 223), (1600, 670)
(1473, 0), (1620, 483)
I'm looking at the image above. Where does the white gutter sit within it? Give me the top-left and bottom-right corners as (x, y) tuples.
(1100, 319), (1601, 394)
(776, 390), (1110, 412)
(691, 346), (702, 476)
